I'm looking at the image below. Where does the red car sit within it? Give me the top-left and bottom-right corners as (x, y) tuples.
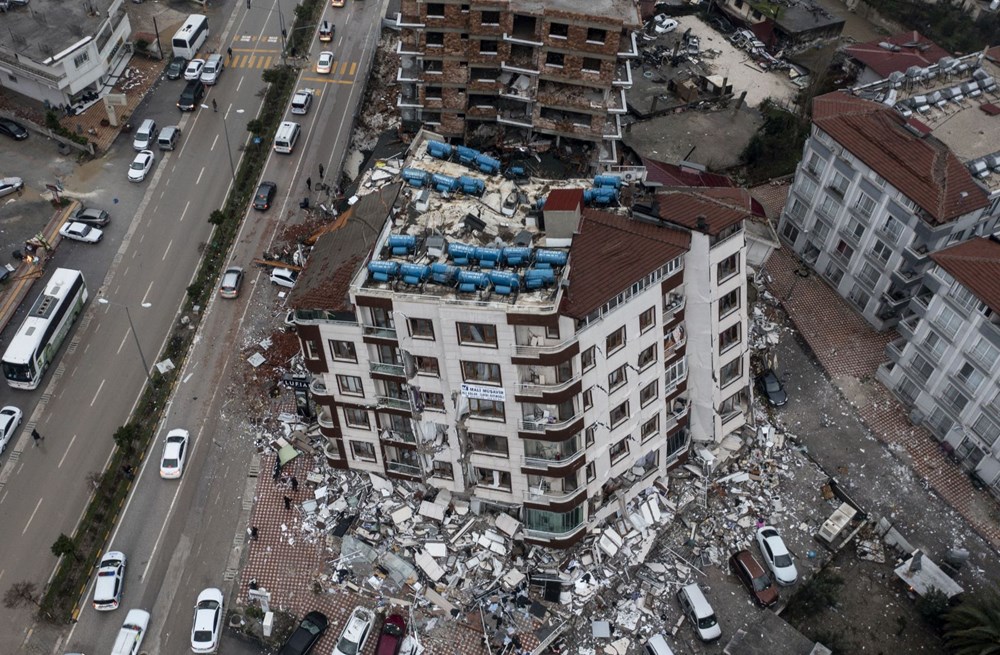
(729, 550), (779, 607)
(375, 614), (407, 655)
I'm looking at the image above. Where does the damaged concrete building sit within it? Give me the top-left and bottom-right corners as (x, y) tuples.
(286, 132), (751, 548)
(395, 0), (641, 164)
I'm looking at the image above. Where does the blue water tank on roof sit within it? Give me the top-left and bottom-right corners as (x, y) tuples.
(430, 263), (458, 285)
(489, 270), (521, 295)
(524, 268), (556, 289)
(368, 260), (399, 282)
(449, 242), (475, 265)
(475, 247), (501, 269)
(456, 145), (479, 164)
(593, 174), (623, 189)
(459, 176), (485, 196)
(387, 234), (416, 256)
(402, 168), (430, 187)
(432, 173), (459, 193)
(534, 249), (568, 268)
(501, 246), (532, 267)
(399, 262), (429, 286)
(427, 140), (452, 160)
(584, 187), (618, 206)
(457, 270), (490, 293)
(475, 153), (501, 174)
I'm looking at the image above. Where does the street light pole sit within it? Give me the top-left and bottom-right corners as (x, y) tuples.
(202, 107), (245, 184)
(98, 298), (153, 383)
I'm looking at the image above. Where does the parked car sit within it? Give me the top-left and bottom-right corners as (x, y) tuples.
(219, 266), (244, 299)
(687, 35), (700, 55)
(332, 606), (376, 655)
(200, 53), (225, 85)
(0, 117), (28, 140)
(177, 79), (205, 111)
(331, 0), (345, 6)
(318, 20), (334, 42)
(676, 583), (721, 642)
(755, 369), (788, 407)
(93, 551), (127, 611)
(190, 587), (224, 653)
(128, 150), (155, 182)
(270, 268), (298, 289)
(0, 405), (22, 455)
(71, 206), (111, 227)
(0, 177), (24, 198)
(59, 221), (103, 243)
(291, 89), (314, 115)
(643, 634), (676, 655)
(653, 14), (678, 34)
(755, 525), (798, 585)
(375, 614), (406, 655)
(111, 609), (150, 655)
(729, 549), (778, 607)
(132, 118), (157, 151)
(278, 610), (328, 655)
(253, 181), (277, 211)
(159, 428), (190, 479)
(166, 55), (188, 80)
(184, 58), (205, 80)
(316, 51), (334, 74)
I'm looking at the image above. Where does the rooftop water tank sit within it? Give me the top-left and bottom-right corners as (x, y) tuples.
(475, 246), (501, 269)
(449, 242), (476, 265)
(524, 268), (556, 289)
(427, 140), (452, 160)
(489, 270), (521, 295)
(475, 153), (501, 175)
(387, 234), (416, 256)
(432, 173), (459, 193)
(534, 249), (568, 268)
(501, 246), (532, 267)
(456, 145), (479, 164)
(399, 262), (430, 286)
(368, 260), (399, 282)
(402, 168), (430, 187)
(457, 270), (490, 293)
(430, 262), (458, 284)
(593, 174), (623, 189)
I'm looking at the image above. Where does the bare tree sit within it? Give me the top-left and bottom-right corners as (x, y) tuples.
(3, 581), (41, 609)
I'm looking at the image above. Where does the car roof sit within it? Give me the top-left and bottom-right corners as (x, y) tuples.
(732, 549), (766, 575)
(164, 441), (183, 458)
(342, 607), (373, 638)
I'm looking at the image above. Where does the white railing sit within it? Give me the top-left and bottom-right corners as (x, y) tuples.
(520, 413), (580, 432)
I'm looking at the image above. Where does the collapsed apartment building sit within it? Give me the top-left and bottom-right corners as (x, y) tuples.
(394, 0), (641, 164)
(285, 130), (752, 548)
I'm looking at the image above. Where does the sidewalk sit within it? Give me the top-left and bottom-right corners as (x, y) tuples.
(765, 246), (1000, 552)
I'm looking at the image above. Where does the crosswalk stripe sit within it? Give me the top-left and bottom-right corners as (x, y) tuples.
(339, 61), (348, 75)
(258, 56), (270, 69)
(349, 61), (357, 76)
(247, 55), (256, 68)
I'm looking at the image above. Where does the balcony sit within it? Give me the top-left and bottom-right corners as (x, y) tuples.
(377, 396), (411, 411)
(523, 522), (587, 543)
(663, 296), (686, 323)
(617, 31), (639, 58)
(891, 267), (922, 287)
(386, 461), (422, 477)
(363, 324), (397, 339)
(380, 429), (417, 445)
(665, 326), (686, 353)
(904, 241), (930, 263)
(396, 35), (422, 56)
(613, 60), (632, 88)
(886, 337), (905, 364)
(520, 413), (581, 433)
(897, 314), (919, 339)
(317, 408), (336, 429)
(395, 12), (425, 28)
(881, 287), (911, 308)
(512, 337), (575, 358)
(501, 51), (539, 76)
(516, 371), (579, 395)
(370, 361), (405, 376)
(603, 115), (622, 140)
(397, 60), (420, 83)
(497, 109), (534, 128)
(523, 484), (585, 504)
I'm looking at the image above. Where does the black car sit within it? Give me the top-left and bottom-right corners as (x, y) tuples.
(278, 611), (328, 655)
(253, 181), (277, 211)
(0, 118), (28, 140)
(177, 80), (205, 111)
(72, 206), (111, 227)
(756, 369), (788, 407)
(166, 55), (188, 80)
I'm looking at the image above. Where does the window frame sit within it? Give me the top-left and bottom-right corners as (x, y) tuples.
(469, 432), (510, 457)
(609, 400), (629, 428)
(461, 360), (502, 385)
(337, 374), (365, 396)
(457, 322), (498, 347)
(344, 407), (370, 429)
(350, 441), (377, 461)
(415, 355), (440, 377)
(637, 344), (657, 371)
(408, 317), (435, 340)
(469, 397), (505, 420)
(639, 306), (656, 333)
(606, 326), (626, 355)
(639, 380), (658, 407)
(329, 339), (358, 362)
(608, 365), (627, 392)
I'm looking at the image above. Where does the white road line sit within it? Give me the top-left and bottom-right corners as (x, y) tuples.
(57, 434), (77, 469)
(162, 239), (173, 262)
(22, 497), (42, 535)
(0, 491), (8, 505)
(196, 167), (205, 185)
(236, 75), (244, 92)
(0, 569), (4, 584)
(117, 329), (129, 355)
(180, 200), (191, 223)
(211, 134), (219, 151)
(90, 379), (105, 407)
(142, 279), (155, 306)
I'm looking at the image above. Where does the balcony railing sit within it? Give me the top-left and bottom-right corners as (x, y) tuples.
(523, 522), (587, 541)
(523, 485), (584, 503)
(363, 325), (397, 339)
(377, 396), (411, 411)
(663, 297), (686, 322)
(317, 408), (335, 428)
(380, 429), (417, 445)
(522, 446), (584, 469)
(395, 12), (425, 27)
(370, 361), (405, 376)
(516, 373), (580, 394)
(310, 378), (329, 395)
(387, 461), (422, 477)
(512, 337), (575, 357)
(520, 413), (580, 433)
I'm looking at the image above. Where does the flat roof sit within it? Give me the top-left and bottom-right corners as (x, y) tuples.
(505, 0), (641, 25)
(0, 0), (119, 64)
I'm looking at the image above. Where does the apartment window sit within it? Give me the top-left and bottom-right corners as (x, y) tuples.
(609, 401), (629, 427)
(641, 415), (659, 441)
(639, 307), (656, 333)
(637, 344), (657, 370)
(942, 383), (969, 414)
(476, 468), (511, 489)
(351, 441), (377, 461)
(416, 356), (440, 376)
(469, 398), (505, 420)
(545, 51), (565, 67)
(582, 57), (601, 72)
(480, 40), (498, 55)
(948, 284), (977, 312)
(586, 462), (596, 482)
(969, 338), (999, 371)
(581, 346), (596, 371)
(973, 415), (1000, 445)
(583, 387), (594, 411)
(640, 380), (658, 407)
(337, 375), (364, 396)
(948, 229), (965, 244)
(936, 306), (962, 340)
(870, 239), (891, 264)
(720, 324), (740, 353)
(432, 461), (454, 479)
(834, 239), (855, 263)
(664, 359), (686, 389)
(666, 429), (688, 457)
(470, 432), (509, 457)
(720, 359), (742, 388)
(717, 253), (739, 282)
(957, 362), (985, 392)
(928, 408), (954, 437)
(73, 51), (90, 67)
(462, 361), (502, 384)
(586, 27), (607, 43)
(848, 284), (870, 311)
(719, 389), (745, 419)
(457, 322), (497, 346)
(855, 192), (877, 219)
(426, 32), (444, 47)
(782, 223), (800, 243)
(427, 3), (445, 17)
(420, 391), (446, 411)
(824, 263), (845, 286)
(304, 340), (320, 360)
(812, 219), (831, 243)
(608, 365), (627, 391)
(922, 330), (947, 362)
(818, 194), (840, 219)
(330, 340), (357, 362)
(881, 216), (903, 243)
(786, 199), (805, 222)
(857, 262), (881, 289)
(586, 424), (597, 447)
(909, 353), (934, 384)
(461, 3), (469, 11)
(719, 288), (740, 318)
(805, 152), (826, 177)
(606, 326), (626, 354)
(829, 171), (850, 197)
(609, 438), (629, 463)
(549, 22), (569, 38)
(798, 176), (818, 200)
(407, 318), (434, 340)
(546, 324), (560, 339)
(344, 408), (370, 429)
(846, 218), (866, 241)
(482, 10), (500, 24)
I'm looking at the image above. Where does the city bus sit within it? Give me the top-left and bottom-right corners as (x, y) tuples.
(172, 15), (210, 60)
(2, 269), (88, 390)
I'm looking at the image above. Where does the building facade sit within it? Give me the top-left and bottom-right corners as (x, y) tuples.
(395, 0), (640, 163)
(0, 0), (132, 107)
(877, 237), (1000, 497)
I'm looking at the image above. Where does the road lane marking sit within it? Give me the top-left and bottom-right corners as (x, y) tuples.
(237, 75), (244, 92)
(162, 239), (173, 262)
(339, 61), (347, 75)
(142, 280), (155, 306)
(117, 329), (129, 355)
(196, 167), (205, 185)
(57, 434), (77, 469)
(349, 61), (357, 75)
(0, 491), (7, 505)
(90, 379), (105, 407)
(211, 134), (219, 151)
(180, 200), (191, 223)
(22, 497), (42, 535)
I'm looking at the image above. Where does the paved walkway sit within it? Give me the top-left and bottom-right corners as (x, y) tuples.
(765, 246), (1000, 552)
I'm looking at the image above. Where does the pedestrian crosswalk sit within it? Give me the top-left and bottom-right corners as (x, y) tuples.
(230, 52), (276, 69)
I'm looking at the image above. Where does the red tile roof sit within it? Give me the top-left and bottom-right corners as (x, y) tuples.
(812, 92), (988, 224)
(561, 209), (690, 319)
(845, 31), (951, 79)
(641, 156), (736, 188)
(641, 188), (756, 235)
(988, 45), (1000, 64)
(930, 237), (1000, 316)
(544, 188), (584, 212)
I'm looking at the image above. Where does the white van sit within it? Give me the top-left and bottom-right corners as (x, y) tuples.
(112, 609), (150, 655)
(157, 126), (181, 151)
(290, 89), (314, 115)
(273, 121), (301, 154)
(676, 583), (721, 642)
(132, 119), (157, 151)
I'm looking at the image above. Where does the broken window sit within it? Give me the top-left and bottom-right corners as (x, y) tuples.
(329, 339), (357, 362)
(638, 345), (656, 370)
(609, 438), (629, 463)
(720, 324), (740, 354)
(524, 506), (583, 534)
(476, 468), (511, 489)
(426, 31), (444, 47)
(421, 391), (446, 411)
(719, 289), (740, 318)
(350, 441), (377, 461)
(720, 359), (742, 388)
(481, 10), (500, 25)
(586, 27), (607, 43)
(432, 460), (454, 479)
(545, 51), (565, 67)
(457, 322), (498, 346)
(717, 253), (739, 282)
(640, 380), (658, 407)
(425, 86), (443, 99)
(609, 401), (629, 428)
(641, 415), (659, 441)
(479, 40), (499, 55)
(426, 3), (445, 17)
(471, 432), (509, 456)
(416, 356), (440, 376)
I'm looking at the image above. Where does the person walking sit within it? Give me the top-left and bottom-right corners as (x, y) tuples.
(227, 46), (233, 60)
(250, 526), (259, 540)
(246, 0), (250, 8)
(306, 177), (312, 192)
(31, 428), (43, 446)
(318, 163), (325, 179)
(212, 98), (217, 112)
(291, 476), (299, 492)
(283, 496), (292, 510)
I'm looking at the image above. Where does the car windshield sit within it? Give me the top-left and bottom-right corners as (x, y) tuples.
(698, 615), (717, 629)
(752, 575), (771, 591)
(131, 160), (145, 170)
(303, 619), (322, 634)
(773, 553), (793, 567)
(193, 629), (213, 641)
(163, 458), (178, 468)
(335, 637), (359, 655)
(765, 378), (782, 392)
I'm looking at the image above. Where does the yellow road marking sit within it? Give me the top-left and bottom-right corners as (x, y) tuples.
(300, 76), (354, 84)
(349, 62), (357, 76)
(339, 61), (348, 75)
(258, 56), (271, 69)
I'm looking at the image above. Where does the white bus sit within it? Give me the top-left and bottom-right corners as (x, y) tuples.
(2, 269), (88, 390)
(172, 15), (209, 60)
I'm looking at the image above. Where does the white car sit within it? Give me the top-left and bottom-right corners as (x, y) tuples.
(653, 14), (679, 34)
(112, 609), (150, 655)
(755, 525), (798, 585)
(128, 150), (155, 183)
(93, 551), (127, 611)
(0, 177), (24, 198)
(316, 51), (334, 74)
(190, 587), (224, 653)
(0, 406), (22, 455)
(290, 89), (314, 115)
(332, 606), (376, 655)
(159, 428), (189, 479)
(184, 58), (205, 80)
(270, 267), (298, 289)
(59, 221), (104, 243)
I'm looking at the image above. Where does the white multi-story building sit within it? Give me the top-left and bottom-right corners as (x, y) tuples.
(287, 155), (751, 547)
(0, 0), (132, 107)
